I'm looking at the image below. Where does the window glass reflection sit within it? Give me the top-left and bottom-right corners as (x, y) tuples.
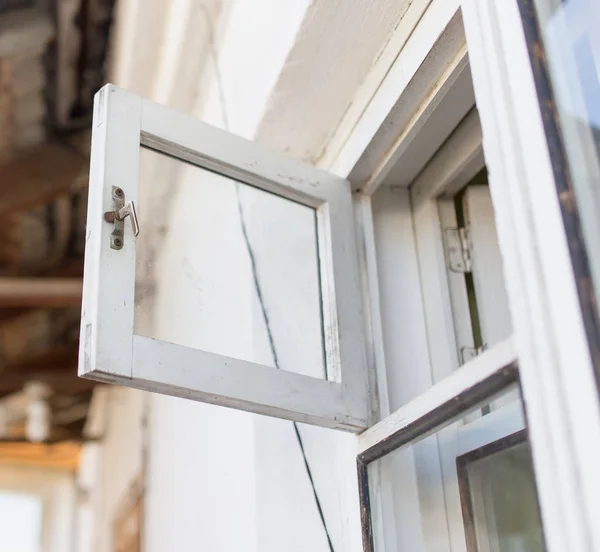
(367, 386), (546, 551)
(534, 0), (600, 352)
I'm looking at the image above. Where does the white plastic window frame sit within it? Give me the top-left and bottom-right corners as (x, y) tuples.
(79, 85), (370, 432)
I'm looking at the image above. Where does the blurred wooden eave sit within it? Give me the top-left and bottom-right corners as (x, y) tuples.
(0, 278), (83, 307)
(0, 441), (81, 471)
(0, 143), (88, 215)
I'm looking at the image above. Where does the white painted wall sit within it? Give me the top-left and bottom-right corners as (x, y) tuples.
(84, 388), (145, 552)
(197, 0), (312, 137)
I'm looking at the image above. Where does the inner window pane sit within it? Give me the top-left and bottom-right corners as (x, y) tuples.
(367, 384), (545, 551)
(532, 0), (600, 367)
(134, 146), (326, 379)
(459, 435), (545, 552)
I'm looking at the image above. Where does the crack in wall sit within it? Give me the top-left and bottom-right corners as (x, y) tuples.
(235, 185), (335, 552)
(201, 6), (336, 546)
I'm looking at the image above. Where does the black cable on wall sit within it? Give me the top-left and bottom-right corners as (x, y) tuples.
(201, 6), (336, 550)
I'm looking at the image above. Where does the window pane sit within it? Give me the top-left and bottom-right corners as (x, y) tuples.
(533, 0), (600, 345)
(0, 492), (42, 552)
(367, 385), (545, 551)
(459, 436), (545, 552)
(135, 147), (326, 379)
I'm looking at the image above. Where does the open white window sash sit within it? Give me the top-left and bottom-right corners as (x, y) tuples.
(79, 85), (370, 432)
(357, 339), (518, 457)
(356, 339), (519, 552)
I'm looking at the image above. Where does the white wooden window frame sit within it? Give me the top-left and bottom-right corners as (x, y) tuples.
(334, 0), (600, 551)
(463, 1), (600, 551)
(357, 339), (518, 455)
(79, 85), (370, 432)
(411, 106), (523, 552)
(411, 114), (517, 412)
(356, 339), (519, 552)
(357, 97), (524, 552)
(410, 107), (485, 385)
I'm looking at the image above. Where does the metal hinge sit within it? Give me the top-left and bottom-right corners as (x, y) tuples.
(461, 344), (488, 364)
(444, 227), (471, 273)
(104, 186), (139, 250)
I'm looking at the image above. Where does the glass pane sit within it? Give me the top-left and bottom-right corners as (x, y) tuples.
(533, 0), (600, 343)
(368, 385), (545, 551)
(135, 147), (326, 379)
(0, 492), (42, 552)
(459, 437), (544, 552)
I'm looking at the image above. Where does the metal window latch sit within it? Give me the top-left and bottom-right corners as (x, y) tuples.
(104, 186), (139, 250)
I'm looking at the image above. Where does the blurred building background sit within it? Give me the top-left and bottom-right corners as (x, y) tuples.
(0, 0), (113, 550)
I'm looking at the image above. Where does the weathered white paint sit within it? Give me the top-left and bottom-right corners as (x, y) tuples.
(410, 108), (483, 204)
(380, 60), (475, 191)
(81, 84), (370, 429)
(410, 108), (482, 374)
(358, 338), (517, 453)
(318, 0), (434, 169)
(140, 94), (356, 206)
(131, 335), (364, 430)
(254, 0), (416, 163)
(353, 195), (390, 420)
(79, 86), (140, 380)
(463, 1), (600, 550)
(370, 185), (452, 552)
(327, 0), (464, 187)
(371, 187), (433, 411)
